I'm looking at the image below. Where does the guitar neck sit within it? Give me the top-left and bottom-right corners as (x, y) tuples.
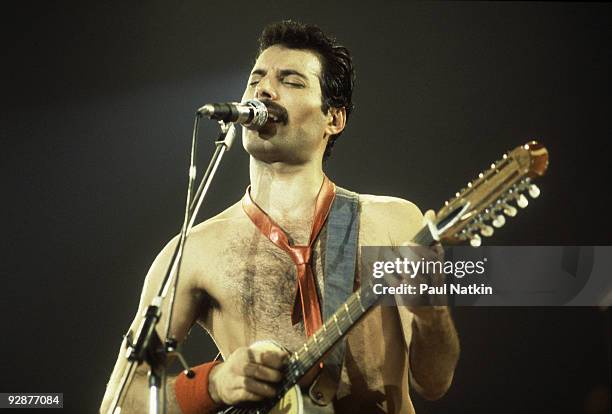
(280, 285), (379, 391)
(279, 224), (434, 392)
(412, 225), (435, 246)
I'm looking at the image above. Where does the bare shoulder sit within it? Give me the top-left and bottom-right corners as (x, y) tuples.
(152, 201), (246, 283)
(359, 194), (423, 219)
(182, 200), (247, 255)
(190, 201), (245, 238)
(358, 194), (424, 245)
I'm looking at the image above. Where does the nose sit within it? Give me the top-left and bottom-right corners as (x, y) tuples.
(254, 77), (279, 101)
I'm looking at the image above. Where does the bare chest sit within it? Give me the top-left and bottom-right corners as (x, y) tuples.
(202, 223), (328, 352)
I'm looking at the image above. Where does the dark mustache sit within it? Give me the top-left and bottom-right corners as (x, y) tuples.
(260, 100), (289, 124)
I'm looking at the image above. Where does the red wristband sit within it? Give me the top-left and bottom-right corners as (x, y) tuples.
(175, 361), (222, 414)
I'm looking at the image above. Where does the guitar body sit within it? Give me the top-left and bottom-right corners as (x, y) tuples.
(219, 385), (303, 414)
(269, 385), (303, 414)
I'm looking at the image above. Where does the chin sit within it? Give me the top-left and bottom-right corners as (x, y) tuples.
(243, 133), (281, 159)
(243, 138), (308, 165)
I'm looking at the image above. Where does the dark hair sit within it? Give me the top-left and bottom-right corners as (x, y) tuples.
(257, 20), (355, 160)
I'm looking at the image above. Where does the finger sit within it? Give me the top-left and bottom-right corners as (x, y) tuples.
(242, 376), (278, 399)
(230, 347), (255, 371)
(405, 242), (443, 262)
(243, 362), (283, 383)
(257, 349), (288, 369)
(249, 342), (288, 369)
(431, 243), (444, 260)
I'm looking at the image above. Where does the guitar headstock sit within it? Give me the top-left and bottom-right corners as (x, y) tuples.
(433, 141), (549, 247)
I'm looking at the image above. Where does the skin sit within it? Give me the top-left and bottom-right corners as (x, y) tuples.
(100, 45), (459, 414)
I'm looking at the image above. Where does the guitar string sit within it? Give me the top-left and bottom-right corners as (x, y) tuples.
(284, 228), (433, 384)
(229, 162), (536, 411)
(285, 286), (378, 379)
(292, 290), (371, 369)
(230, 230), (433, 412)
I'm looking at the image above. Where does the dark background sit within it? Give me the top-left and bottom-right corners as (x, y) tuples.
(2, 1), (610, 413)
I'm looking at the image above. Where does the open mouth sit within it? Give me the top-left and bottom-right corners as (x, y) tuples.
(261, 101), (288, 125)
(268, 113), (281, 123)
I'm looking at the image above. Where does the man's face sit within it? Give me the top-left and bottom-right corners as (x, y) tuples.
(241, 45), (331, 165)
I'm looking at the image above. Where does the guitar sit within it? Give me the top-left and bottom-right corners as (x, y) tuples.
(219, 141), (549, 414)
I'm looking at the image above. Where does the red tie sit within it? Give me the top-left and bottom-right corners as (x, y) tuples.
(242, 176), (336, 337)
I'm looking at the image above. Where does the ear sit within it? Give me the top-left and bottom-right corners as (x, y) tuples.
(324, 106), (346, 137)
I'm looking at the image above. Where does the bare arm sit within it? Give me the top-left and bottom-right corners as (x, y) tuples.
(100, 222), (288, 413)
(397, 209), (460, 400)
(100, 237), (203, 413)
(361, 196), (460, 400)
(400, 306), (459, 400)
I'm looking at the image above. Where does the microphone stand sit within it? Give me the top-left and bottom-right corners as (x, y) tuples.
(107, 115), (238, 414)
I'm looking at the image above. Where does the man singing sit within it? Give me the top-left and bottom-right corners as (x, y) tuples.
(101, 20), (459, 414)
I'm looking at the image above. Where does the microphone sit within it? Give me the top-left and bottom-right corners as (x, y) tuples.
(197, 99), (268, 130)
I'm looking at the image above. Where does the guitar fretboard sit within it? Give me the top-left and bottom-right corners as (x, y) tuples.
(277, 224), (432, 393)
(280, 285), (378, 391)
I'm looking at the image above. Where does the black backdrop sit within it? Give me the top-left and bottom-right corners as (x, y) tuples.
(2, 2), (610, 413)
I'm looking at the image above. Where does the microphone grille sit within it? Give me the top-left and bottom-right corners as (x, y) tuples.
(244, 99), (269, 130)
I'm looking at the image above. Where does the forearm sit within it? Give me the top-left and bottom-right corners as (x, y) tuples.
(100, 369), (147, 414)
(409, 307), (459, 400)
(100, 370), (181, 414)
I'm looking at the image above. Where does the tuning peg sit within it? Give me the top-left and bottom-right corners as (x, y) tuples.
(469, 233), (482, 247)
(517, 193), (529, 208)
(528, 184), (540, 198)
(492, 214), (506, 228)
(501, 203), (517, 217)
(477, 223), (494, 237)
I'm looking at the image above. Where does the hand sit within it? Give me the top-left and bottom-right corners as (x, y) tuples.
(208, 340), (288, 405)
(406, 211), (450, 322)
(394, 209), (446, 310)
(419, 209), (444, 260)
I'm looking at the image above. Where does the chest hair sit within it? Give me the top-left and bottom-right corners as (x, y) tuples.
(218, 224), (327, 351)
